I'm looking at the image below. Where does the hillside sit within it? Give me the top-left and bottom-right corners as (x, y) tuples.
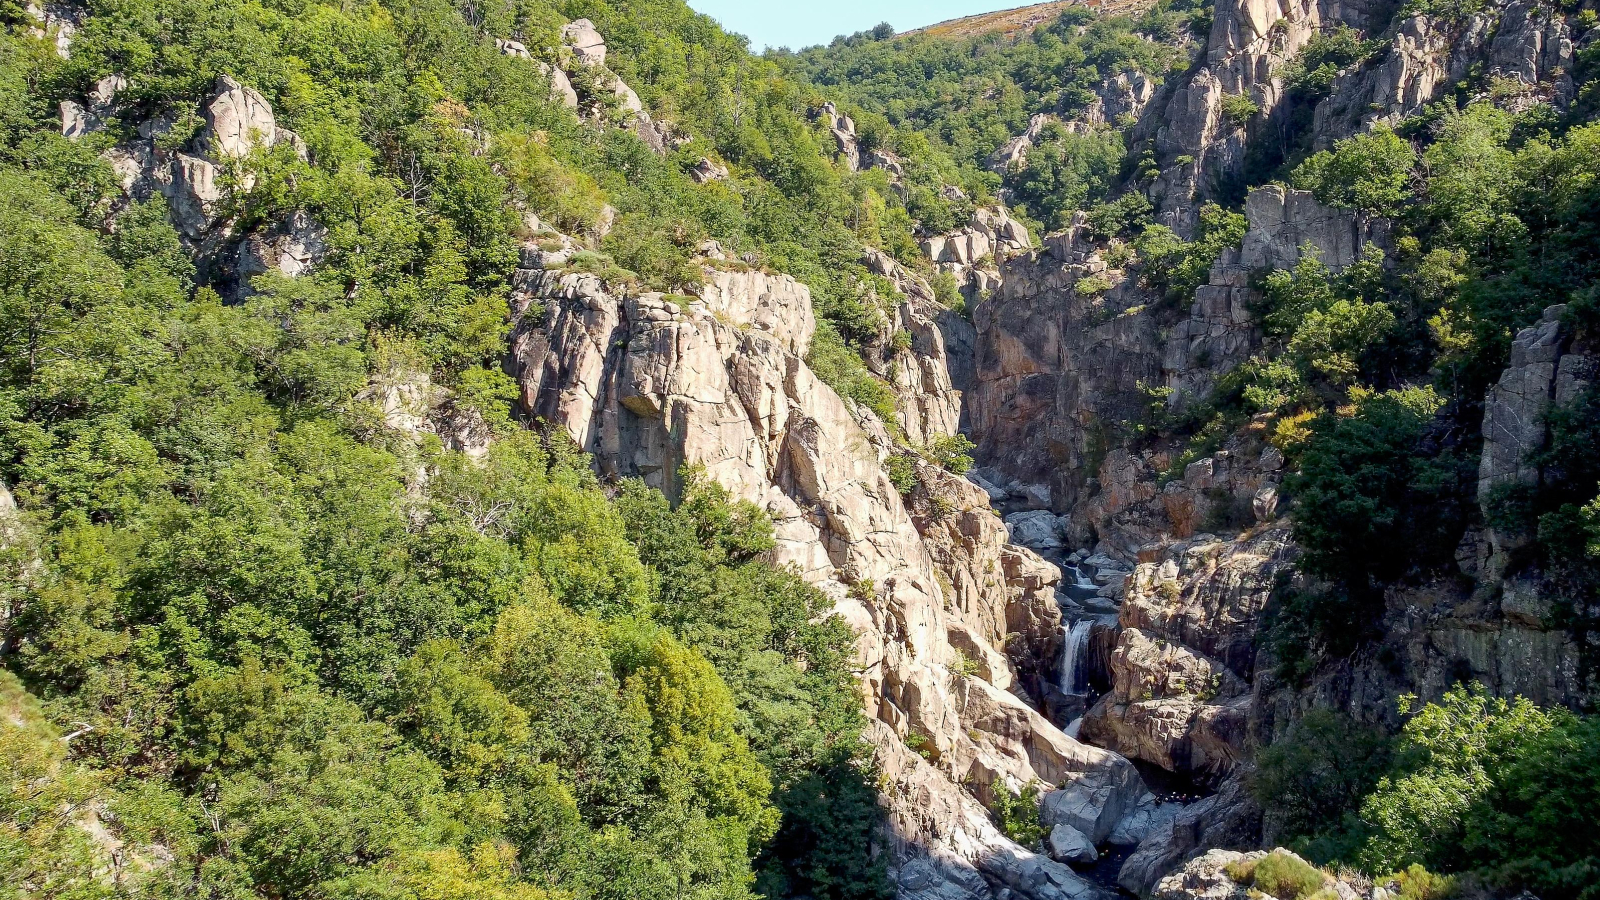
(3, 0), (1600, 899)
(904, 0), (1153, 40)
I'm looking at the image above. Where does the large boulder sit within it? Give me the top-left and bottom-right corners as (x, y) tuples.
(1118, 776), (1261, 897)
(560, 18), (608, 66)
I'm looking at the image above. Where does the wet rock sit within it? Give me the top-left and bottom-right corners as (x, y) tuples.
(1008, 510), (1065, 550)
(1046, 823), (1098, 864)
(1119, 776), (1261, 897)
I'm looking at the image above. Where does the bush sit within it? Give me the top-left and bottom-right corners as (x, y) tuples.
(1136, 203), (1247, 302)
(806, 321), (899, 424)
(990, 783), (1046, 848)
(1287, 386), (1467, 589)
(927, 434), (975, 474)
(1290, 127), (1417, 217)
(1251, 709), (1394, 854)
(1227, 850), (1329, 900)
(1283, 26), (1381, 98)
(886, 453), (917, 495)
(1221, 92), (1260, 127)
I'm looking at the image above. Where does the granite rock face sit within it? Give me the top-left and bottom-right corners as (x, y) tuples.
(1237, 185), (1389, 273)
(91, 75), (322, 290)
(924, 206), (1033, 305)
(989, 113), (1056, 174)
(1478, 305), (1591, 522)
(1082, 527), (1295, 784)
(506, 237), (1149, 900)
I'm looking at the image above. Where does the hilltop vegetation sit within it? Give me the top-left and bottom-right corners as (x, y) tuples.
(0, 0), (989, 895)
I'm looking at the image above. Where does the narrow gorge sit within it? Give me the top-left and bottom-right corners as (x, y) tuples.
(2, 1), (1597, 900)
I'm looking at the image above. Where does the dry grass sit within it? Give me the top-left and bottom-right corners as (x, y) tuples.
(904, 0), (1156, 41)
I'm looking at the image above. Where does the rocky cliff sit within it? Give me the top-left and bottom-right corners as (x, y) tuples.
(505, 221), (1165, 898)
(54, 3), (1598, 896)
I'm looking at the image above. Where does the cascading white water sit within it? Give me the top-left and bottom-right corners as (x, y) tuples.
(1059, 618), (1093, 694)
(1071, 564), (1096, 590)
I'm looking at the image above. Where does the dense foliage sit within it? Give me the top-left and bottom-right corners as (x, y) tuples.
(1254, 686), (1600, 900)
(777, 1), (1201, 231)
(0, 0), (936, 896)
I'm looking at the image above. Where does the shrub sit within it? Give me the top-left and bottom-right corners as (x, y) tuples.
(1290, 127), (1417, 217)
(1136, 204), (1247, 302)
(807, 322), (899, 424)
(1227, 851), (1329, 900)
(886, 452), (917, 495)
(1283, 26), (1381, 98)
(1076, 274), (1113, 296)
(1221, 92), (1260, 127)
(927, 434), (975, 474)
(1251, 709), (1393, 854)
(990, 782), (1046, 848)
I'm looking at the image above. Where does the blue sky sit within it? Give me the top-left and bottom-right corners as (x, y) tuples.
(685, 1), (1034, 52)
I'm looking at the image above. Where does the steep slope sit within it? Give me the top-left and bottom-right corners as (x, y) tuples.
(903, 1), (1154, 41)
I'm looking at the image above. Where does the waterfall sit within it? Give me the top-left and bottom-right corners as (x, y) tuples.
(1059, 618), (1093, 694)
(1070, 564), (1096, 590)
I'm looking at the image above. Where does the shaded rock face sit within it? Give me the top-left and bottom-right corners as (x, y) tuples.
(505, 238), (1151, 900)
(966, 187), (1333, 545)
(965, 216), (1162, 523)
(1082, 526), (1295, 784)
(1120, 777), (1263, 897)
(1478, 305), (1595, 545)
(237, 209), (328, 289)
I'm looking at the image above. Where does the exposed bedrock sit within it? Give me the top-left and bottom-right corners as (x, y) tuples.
(505, 236), (1153, 900)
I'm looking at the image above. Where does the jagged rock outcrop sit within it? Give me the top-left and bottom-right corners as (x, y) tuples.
(237, 209), (328, 287)
(873, 721), (1114, 900)
(559, 18), (608, 66)
(924, 206), (1033, 303)
(496, 38), (580, 109)
(689, 156), (730, 183)
(989, 113), (1056, 174)
(1095, 71), (1158, 125)
(1478, 304), (1595, 541)
(1137, 0), (1337, 231)
(59, 74), (123, 140)
(1083, 526), (1295, 783)
(815, 102), (864, 171)
(89, 75), (324, 291)
(862, 248), (977, 444)
(505, 236), (1152, 900)
(1237, 185), (1389, 273)
(1120, 777), (1263, 897)
(24, 1), (78, 57)
(558, 20), (675, 152)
